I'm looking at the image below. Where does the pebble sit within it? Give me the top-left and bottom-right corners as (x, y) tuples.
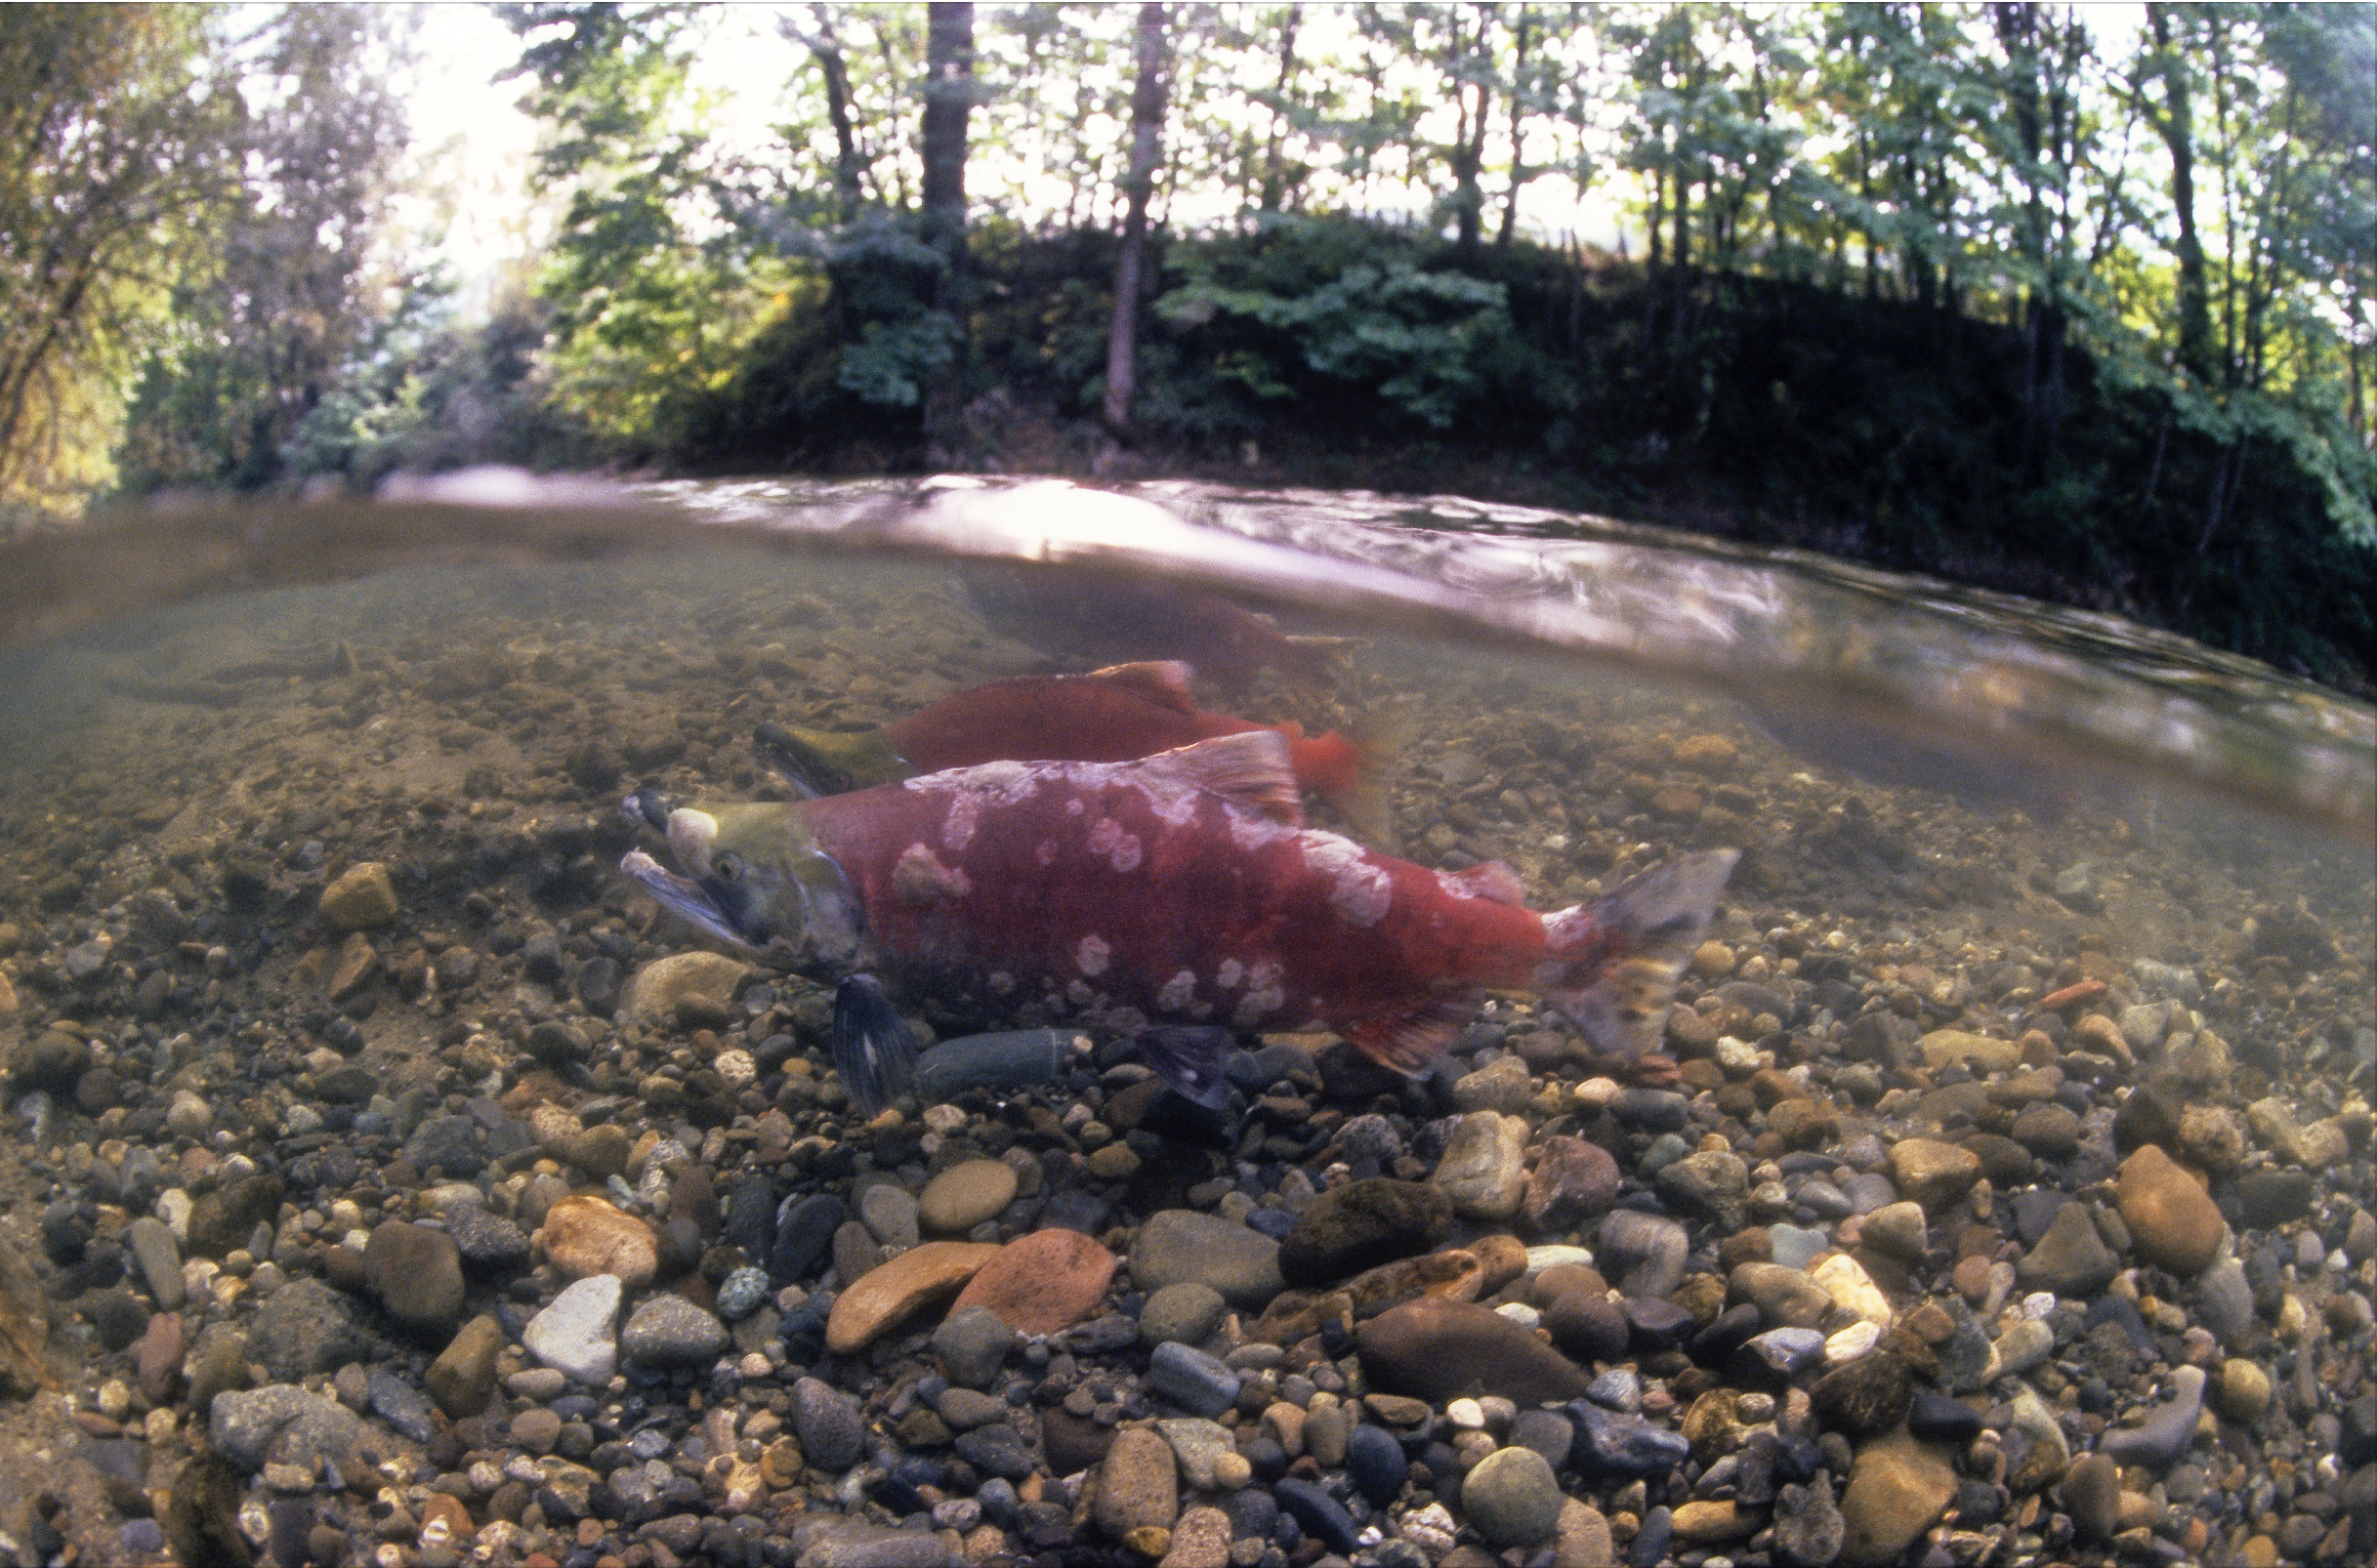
(2115, 1144), (2226, 1276)
(1431, 1110), (1529, 1219)
(1146, 1340), (1239, 1418)
(1129, 1210), (1283, 1308)
(2016, 1200), (2120, 1296)
(1095, 1426), (1179, 1538)
(825, 1241), (1002, 1354)
(791, 1376), (867, 1471)
(620, 1293), (729, 1367)
(2099, 1364), (2206, 1470)
(1597, 1210), (1690, 1299)
(928, 1303), (1014, 1386)
(317, 862), (398, 930)
(622, 950), (750, 1023)
(949, 1225), (1116, 1335)
(1463, 1445), (1563, 1546)
(916, 1158), (1017, 1234)
(1839, 1429), (1957, 1568)
(522, 1274), (621, 1385)
(1139, 1282), (1228, 1346)
(540, 1194), (660, 1289)
(360, 1219), (466, 1338)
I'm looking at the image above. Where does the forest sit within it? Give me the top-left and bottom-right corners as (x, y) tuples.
(0, 3), (2370, 689)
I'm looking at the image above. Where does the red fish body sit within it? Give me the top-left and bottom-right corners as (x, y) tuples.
(766, 661), (1372, 829)
(626, 731), (1735, 1076)
(889, 662), (1364, 805)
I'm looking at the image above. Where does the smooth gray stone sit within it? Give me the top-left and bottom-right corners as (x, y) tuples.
(1146, 1340), (1239, 1419)
(209, 1384), (365, 1474)
(2194, 1257), (2254, 1341)
(123, 1217), (185, 1311)
(912, 1030), (1071, 1103)
(2099, 1366), (2206, 1470)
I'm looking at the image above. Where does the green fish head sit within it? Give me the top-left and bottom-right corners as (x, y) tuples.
(620, 800), (863, 969)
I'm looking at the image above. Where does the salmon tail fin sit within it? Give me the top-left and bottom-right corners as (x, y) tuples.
(1294, 703), (1408, 847)
(1141, 729), (1304, 824)
(1539, 849), (1739, 1057)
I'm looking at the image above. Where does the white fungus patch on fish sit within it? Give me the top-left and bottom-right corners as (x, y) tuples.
(1157, 968), (1198, 1011)
(919, 759), (1043, 851)
(1233, 958), (1286, 1026)
(1086, 816), (1143, 873)
(1304, 832), (1392, 927)
(893, 843), (971, 906)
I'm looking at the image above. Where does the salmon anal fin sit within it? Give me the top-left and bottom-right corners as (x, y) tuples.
(1444, 859), (1527, 906)
(1087, 660), (1199, 713)
(1342, 999), (1474, 1075)
(1139, 730), (1304, 825)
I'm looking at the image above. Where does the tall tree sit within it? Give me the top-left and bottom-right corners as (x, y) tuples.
(117, 7), (412, 492)
(0, 6), (240, 521)
(2138, 3), (2215, 383)
(1104, 4), (1170, 438)
(920, 1), (975, 464)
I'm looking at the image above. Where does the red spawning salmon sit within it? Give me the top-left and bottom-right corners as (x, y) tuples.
(621, 730), (1734, 1112)
(760, 660), (1375, 829)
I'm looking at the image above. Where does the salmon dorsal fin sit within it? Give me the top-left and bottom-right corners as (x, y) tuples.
(1087, 660), (1199, 713)
(1139, 729), (1303, 824)
(1444, 859), (1527, 906)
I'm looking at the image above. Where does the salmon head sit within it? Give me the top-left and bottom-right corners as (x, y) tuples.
(619, 797), (866, 972)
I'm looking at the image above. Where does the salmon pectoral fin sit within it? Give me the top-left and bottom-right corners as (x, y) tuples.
(1342, 999), (1477, 1076)
(1541, 848), (1739, 1057)
(1136, 1025), (1234, 1108)
(832, 973), (917, 1117)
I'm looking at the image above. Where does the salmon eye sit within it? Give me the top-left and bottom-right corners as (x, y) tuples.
(715, 854), (743, 883)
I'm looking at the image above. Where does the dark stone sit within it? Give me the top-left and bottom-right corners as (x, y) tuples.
(2234, 1170), (2315, 1230)
(1569, 1401), (1690, 1480)
(1276, 1178), (1451, 1287)
(1625, 1296), (1697, 1351)
(1272, 1478), (1359, 1554)
(1688, 1303), (1764, 1367)
(768, 1194), (842, 1287)
(361, 1221), (466, 1340)
(186, 1174), (285, 1259)
(2112, 1081), (2181, 1156)
(399, 1115), (489, 1179)
(1907, 1391), (1983, 1445)
(1345, 1422), (1408, 1506)
(246, 1279), (371, 1383)
(1040, 1408), (1113, 1477)
(1545, 1291), (1630, 1366)
(1810, 1350), (1912, 1439)
(1355, 1298), (1592, 1406)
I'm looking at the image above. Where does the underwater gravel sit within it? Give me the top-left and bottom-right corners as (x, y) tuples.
(0, 553), (2368, 1568)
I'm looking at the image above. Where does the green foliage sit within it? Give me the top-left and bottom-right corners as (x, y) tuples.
(1154, 216), (1537, 431)
(0, 6), (242, 523)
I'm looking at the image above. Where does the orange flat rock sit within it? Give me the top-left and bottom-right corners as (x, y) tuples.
(951, 1228), (1117, 1337)
(824, 1241), (1003, 1355)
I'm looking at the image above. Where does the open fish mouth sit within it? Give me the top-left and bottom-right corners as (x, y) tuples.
(618, 849), (755, 951)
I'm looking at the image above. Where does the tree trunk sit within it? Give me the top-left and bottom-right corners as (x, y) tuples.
(1496, 6), (1532, 250)
(796, 6), (865, 221)
(921, 1), (974, 467)
(1260, 4), (1301, 213)
(1104, 3), (1168, 439)
(2146, 4), (2214, 382)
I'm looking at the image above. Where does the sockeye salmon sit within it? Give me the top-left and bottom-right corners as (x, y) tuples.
(621, 730), (1735, 1115)
(758, 659), (1379, 834)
